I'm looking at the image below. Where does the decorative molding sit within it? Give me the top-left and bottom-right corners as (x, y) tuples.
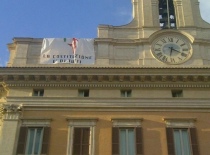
(21, 118), (52, 127)
(3, 104), (22, 113)
(163, 118), (196, 128)
(45, 75), (51, 81)
(6, 83), (210, 88)
(66, 75), (72, 82)
(6, 97), (210, 112)
(34, 75), (40, 81)
(108, 75), (114, 82)
(2, 75), (8, 81)
(129, 75), (135, 82)
(13, 75), (19, 81)
(66, 118), (98, 126)
(140, 76), (145, 82)
(24, 75), (29, 81)
(0, 82), (9, 92)
(151, 76), (156, 82)
(56, 75), (61, 81)
(162, 76), (167, 82)
(77, 75), (82, 82)
(97, 75), (103, 82)
(119, 75), (124, 82)
(88, 75), (93, 82)
(112, 118), (143, 127)
(2, 104), (22, 120)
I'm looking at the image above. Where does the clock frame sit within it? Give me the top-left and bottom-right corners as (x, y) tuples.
(151, 34), (192, 64)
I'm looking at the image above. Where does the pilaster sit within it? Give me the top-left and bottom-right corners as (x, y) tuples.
(0, 104), (22, 155)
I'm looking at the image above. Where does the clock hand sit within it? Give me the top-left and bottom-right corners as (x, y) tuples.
(172, 48), (181, 53)
(169, 47), (173, 56)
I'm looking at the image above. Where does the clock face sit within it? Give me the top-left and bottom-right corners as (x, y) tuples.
(151, 35), (192, 64)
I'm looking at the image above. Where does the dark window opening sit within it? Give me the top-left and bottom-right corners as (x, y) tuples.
(159, 0), (177, 29)
(33, 89), (44, 97)
(121, 90), (132, 97)
(172, 90), (183, 97)
(78, 90), (89, 97)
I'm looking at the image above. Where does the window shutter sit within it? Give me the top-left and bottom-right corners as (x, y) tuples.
(41, 127), (51, 154)
(190, 128), (199, 155)
(136, 127), (143, 155)
(81, 128), (90, 155)
(16, 127), (28, 154)
(112, 127), (119, 155)
(166, 128), (175, 155)
(73, 128), (90, 155)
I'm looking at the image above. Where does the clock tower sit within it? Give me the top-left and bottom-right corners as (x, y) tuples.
(96, 0), (210, 66)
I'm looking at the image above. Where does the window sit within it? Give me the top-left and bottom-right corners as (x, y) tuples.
(67, 118), (98, 155)
(72, 128), (90, 155)
(172, 90), (183, 97)
(159, 0), (177, 29)
(16, 127), (50, 155)
(173, 129), (191, 155)
(121, 90), (132, 97)
(164, 118), (199, 155)
(33, 89), (44, 97)
(16, 119), (51, 155)
(25, 128), (44, 154)
(112, 119), (143, 155)
(78, 90), (89, 97)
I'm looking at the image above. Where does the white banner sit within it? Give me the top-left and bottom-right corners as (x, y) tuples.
(40, 38), (95, 64)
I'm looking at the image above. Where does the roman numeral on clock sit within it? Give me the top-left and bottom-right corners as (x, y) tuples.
(170, 58), (175, 63)
(180, 43), (186, 47)
(168, 37), (173, 42)
(156, 52), (163, 58)
(156, 43), (162, 47)
(162, 56), (168, 62)
(181, 53), (187, 57)
(155, 48), (161, 51)
(182, 49), (188, 52)
(161, 39), (167, 43)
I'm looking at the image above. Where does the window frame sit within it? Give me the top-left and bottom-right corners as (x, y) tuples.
(78, 89), (89, 97)
(16, 118), (52, 155)
(66, 118), (98, 155)
(25, 127), (44, 155)
(33, 89), (44, 97)
(121, 90), (132, 97)
(164, 118), (199, 155)
(171, 90), (183, 97)
(111, 118), (143, 155)
(173, 128), (192, 155)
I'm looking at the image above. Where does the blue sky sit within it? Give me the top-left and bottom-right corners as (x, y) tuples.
(0, 0), (209, 66)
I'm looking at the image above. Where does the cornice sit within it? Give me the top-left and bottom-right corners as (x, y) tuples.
(1, 67), (210, 87)
(1, 65), (210, 69)
(12, 37), (43, 44)
(5, 83), (210, 88)
(1, 75), (210, 87)
(6, 97), (210, 112)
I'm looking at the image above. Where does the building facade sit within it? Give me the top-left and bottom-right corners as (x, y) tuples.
(1, 0), (210, 155)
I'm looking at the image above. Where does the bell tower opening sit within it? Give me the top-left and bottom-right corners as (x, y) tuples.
(159, 0), (176, 29)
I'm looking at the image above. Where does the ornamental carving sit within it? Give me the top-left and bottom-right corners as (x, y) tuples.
(3, 104), (22, 113)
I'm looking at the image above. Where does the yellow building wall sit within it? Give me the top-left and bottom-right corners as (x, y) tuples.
(22, 110), (210, 155)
